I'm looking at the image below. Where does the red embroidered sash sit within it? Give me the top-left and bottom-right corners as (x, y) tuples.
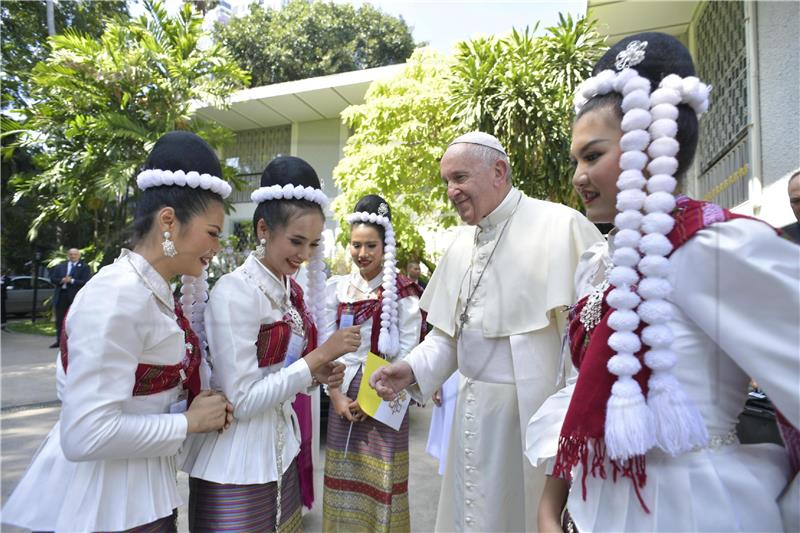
(61, 298), (203, 399)
(255, 277), (318, 367)
(334, 274), (423, 357)
(554, 196), (782, 510)
(252, 277), (319, 509)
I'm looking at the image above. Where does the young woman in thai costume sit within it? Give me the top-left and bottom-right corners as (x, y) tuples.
(2, 131), (235, 532)
(180, 155), (358, 532)
(526, 33), (799, 532)
(322, 195), (424, 532)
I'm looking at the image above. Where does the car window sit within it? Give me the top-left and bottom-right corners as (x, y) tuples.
(36, 278), (53, 289)
(11, 278), (31, 290)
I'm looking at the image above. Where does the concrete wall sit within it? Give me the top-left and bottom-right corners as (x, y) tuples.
(294, 118), (345, 207)
(755, 1), (800, 226)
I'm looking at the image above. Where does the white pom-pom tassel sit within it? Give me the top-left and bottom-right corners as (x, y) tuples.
(607, 288), (641, 310)
(622, 90), (651, 112)
(641, 212), (675, 235)
(647, 156), (679, 177)
(644, 191), (676, 214)
(650, 103), (679, 121)
(646, 370), (709, 455)
(649, 118), (678, 140)
(607, 308), (640, 332)
(619, 151), (648, 171)
(617, 169), (647, 191)
(637, 277), (672, 300)
(646, 174), (678, 194)
(612, 247), (641, 267)
(605, 377), (656, 460)
(614, 210), (643, 230)
(620, 130), (650, 152)
(621, 76), (651, 96)
(638, 255), (671, 278)
(609, 330), (642, 353)
(621, 109), (652, 132)
(608, 265), (638, 287)
(608, 353), (642, 376)
(641, 324), (674, 348)
(617, 189), (647, 211)
(614, 228), (641, 249)
(648, 137), (680, 158)
(639, 233), (673, 256)
(637, 299), (673, 324)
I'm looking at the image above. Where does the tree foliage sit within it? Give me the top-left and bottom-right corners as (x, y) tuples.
(331, 48), (457, 265)
(1, 0), (129, 111)
(6, 0), (248, 266)
(215, 0), (417, 87)
(332, 16), (605, 263)
(449, 14), (605, 205)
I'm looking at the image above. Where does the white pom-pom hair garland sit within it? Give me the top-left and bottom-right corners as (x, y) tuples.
(345, 210), (400, 357)
(251, 184), (330, 207)
(573, 40), (711, 460)
(137, 169), (232, 199)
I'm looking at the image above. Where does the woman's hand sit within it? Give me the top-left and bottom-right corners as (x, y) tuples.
(321, 326), (361, 360)
(304, 326), (360, 376)
(330, 389), (354, 422)
(348, 399), (367, 422)
(313, 362), (345, 388)
(184, 390), (230, 434)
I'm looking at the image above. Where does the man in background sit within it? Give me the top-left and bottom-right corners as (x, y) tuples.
(783, 170), (800, 243)
(405, 259), (426, 289)
(49, 248), (91, 348)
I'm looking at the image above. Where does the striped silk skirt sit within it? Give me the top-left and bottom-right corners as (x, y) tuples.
(322, 369), (410, 533)
(188, 460), (302, 532)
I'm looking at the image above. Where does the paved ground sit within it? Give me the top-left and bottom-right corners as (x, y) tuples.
(0, 325), (441, 531)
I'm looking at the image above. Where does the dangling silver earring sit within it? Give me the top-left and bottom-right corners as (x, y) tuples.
(254, 237), (266, 260)
(162, 231), (178, 257)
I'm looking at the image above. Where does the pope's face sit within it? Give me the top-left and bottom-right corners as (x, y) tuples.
(441, 144), (507, 226)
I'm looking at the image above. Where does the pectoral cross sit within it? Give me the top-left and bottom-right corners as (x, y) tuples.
(458, 309), (469, 338)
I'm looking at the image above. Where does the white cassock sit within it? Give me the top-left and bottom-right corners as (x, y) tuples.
(404, 187), (603, 531)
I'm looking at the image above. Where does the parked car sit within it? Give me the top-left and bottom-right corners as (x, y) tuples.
(4, 276), (54, 316)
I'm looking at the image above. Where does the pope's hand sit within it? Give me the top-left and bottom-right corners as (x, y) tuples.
(369, 361), (414, 400)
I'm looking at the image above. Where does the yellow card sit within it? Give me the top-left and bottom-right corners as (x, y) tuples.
(356, 351), (388, 416)
(356, 351), (411, 430)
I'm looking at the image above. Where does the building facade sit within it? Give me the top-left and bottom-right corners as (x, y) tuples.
(588, 0), (800, 228)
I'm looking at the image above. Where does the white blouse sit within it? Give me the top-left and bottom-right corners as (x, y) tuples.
(527, 218), (800, 532)
(179, 253), (313, 484)
(2, 250), (189, 532)
(322, 271), (422, 393)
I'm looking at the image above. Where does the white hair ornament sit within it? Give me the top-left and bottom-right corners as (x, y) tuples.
(137, 169), (232, 199)
(574, 39), (711, 461)
(251, 184), (330, 207)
